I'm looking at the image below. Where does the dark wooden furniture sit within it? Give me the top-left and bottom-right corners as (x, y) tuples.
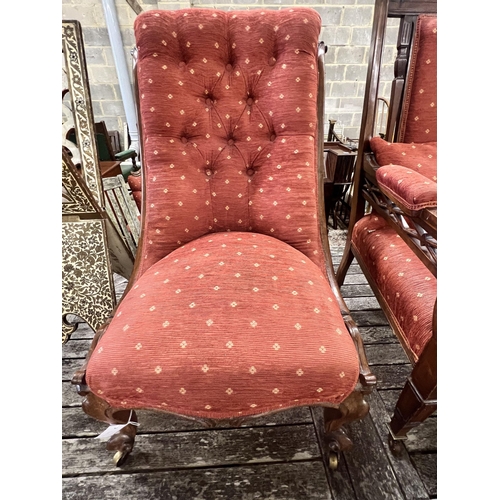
(94, 121), (138, 177)
(99, 160), (122, 178)
(336, 0), (437, 453)
(323, 141), (357, 229)
(67, 120), (139, 180)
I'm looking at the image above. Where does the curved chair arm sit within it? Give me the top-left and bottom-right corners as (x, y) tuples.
(115, 149), (137, 161)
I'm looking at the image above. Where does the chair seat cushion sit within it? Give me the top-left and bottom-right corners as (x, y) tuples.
(376, 165), (437, 212)
(86, 232), (359, 419)
(370, 137), (437, 183)
(351, 215), (436, 361)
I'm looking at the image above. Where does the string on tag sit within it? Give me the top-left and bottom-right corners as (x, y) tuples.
(95, 411), (140, 442)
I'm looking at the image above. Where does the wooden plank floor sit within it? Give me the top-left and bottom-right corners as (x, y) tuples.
(62, 230), (437, 499)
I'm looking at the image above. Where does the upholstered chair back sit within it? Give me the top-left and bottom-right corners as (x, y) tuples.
(134, 8), (325, 278)
(398, 15), (437, 144)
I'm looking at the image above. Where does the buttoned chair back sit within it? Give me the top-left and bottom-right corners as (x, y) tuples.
(133, 8), (328, 278)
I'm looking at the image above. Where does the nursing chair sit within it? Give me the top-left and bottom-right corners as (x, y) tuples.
(336, 0), (437, 452)
(72, 7), (375, 469)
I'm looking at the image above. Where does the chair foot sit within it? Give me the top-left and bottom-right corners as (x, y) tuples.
(388, 432), (406, 458)
(328, 426), (353, 453)
(323, 391), (370, 470)
(107, 424), (137, 467)
(81, 392), (138, 466)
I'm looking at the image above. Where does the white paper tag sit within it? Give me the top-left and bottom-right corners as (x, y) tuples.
(95, 423), (128, 442)
(94, 411), (140, 442)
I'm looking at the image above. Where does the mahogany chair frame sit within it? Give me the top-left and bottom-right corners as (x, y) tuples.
(72, 30), (376, 470)
(335, 0), (437, 452)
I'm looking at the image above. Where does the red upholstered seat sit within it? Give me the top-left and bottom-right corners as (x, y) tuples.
(351, 214), (436, 361)
(370, 138), (437, 212)
(82, 7), (365, 424)
(86, 231), (359, 419)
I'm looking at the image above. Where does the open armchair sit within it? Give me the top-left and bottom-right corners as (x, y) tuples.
(71, 7), (376, 469)
(336, 0), (437, 452)
(66, 120), (138, 179)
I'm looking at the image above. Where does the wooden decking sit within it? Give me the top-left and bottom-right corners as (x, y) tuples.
(62, 231), (437, 499)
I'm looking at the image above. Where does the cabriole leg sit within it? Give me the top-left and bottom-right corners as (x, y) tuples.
(324, 391), (370, 470)
(82, 392), (138, 466)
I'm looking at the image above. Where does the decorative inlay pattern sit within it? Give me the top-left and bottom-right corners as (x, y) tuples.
(62, 220), (116, 343)
(62, 155), (96, 215)
(62, 20), (103, 207)
(62, 150), (116, 343)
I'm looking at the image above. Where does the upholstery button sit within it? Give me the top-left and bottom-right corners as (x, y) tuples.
(246, 97), (254, 106)
(270, 134), (276, 141)
(205, 98), (213, 106)
(268, 57), (276, 66)
(205, 168), (213, 177)
(225, 63), (233, 71)
(227, 138), (235, 146)
(181, 137), (188, 144)
(247, 168), (255, 176)
(178, 61), (186, 68)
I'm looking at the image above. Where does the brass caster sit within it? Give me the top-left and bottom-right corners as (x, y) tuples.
(113, 450), (129, 467)
(328, 451), (339, 470)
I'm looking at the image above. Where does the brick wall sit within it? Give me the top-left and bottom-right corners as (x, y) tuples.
(62, 0), (398, 146)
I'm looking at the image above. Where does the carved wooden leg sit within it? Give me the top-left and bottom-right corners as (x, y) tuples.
(324, 391), (370, 469)
(388, 335), (437, 456)
(82, 392), (138, 466)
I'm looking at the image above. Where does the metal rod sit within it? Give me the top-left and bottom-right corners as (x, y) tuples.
(101, 0), (140, 157)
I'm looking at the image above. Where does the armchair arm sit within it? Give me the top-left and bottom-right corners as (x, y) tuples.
(115, 149), (137, 161)
(376, 164), (437, 217)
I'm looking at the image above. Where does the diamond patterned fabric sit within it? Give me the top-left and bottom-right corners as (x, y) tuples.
(86, 232), (359, 418)
(398, 15), (437, 144)
(85, 8), (360, 419)
(133, 8), (325, 278)
(370, 138), (437, 212)
(351, 215), (436, 361)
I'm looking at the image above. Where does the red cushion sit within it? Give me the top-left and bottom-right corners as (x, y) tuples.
(86, 232), (359, 419)
(133, 8), (325, 279)
(351, 215), (436, 361)
(399, 15), (437, 143)
(370, 137), (437, 183)
(376, 165), (437, 212)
